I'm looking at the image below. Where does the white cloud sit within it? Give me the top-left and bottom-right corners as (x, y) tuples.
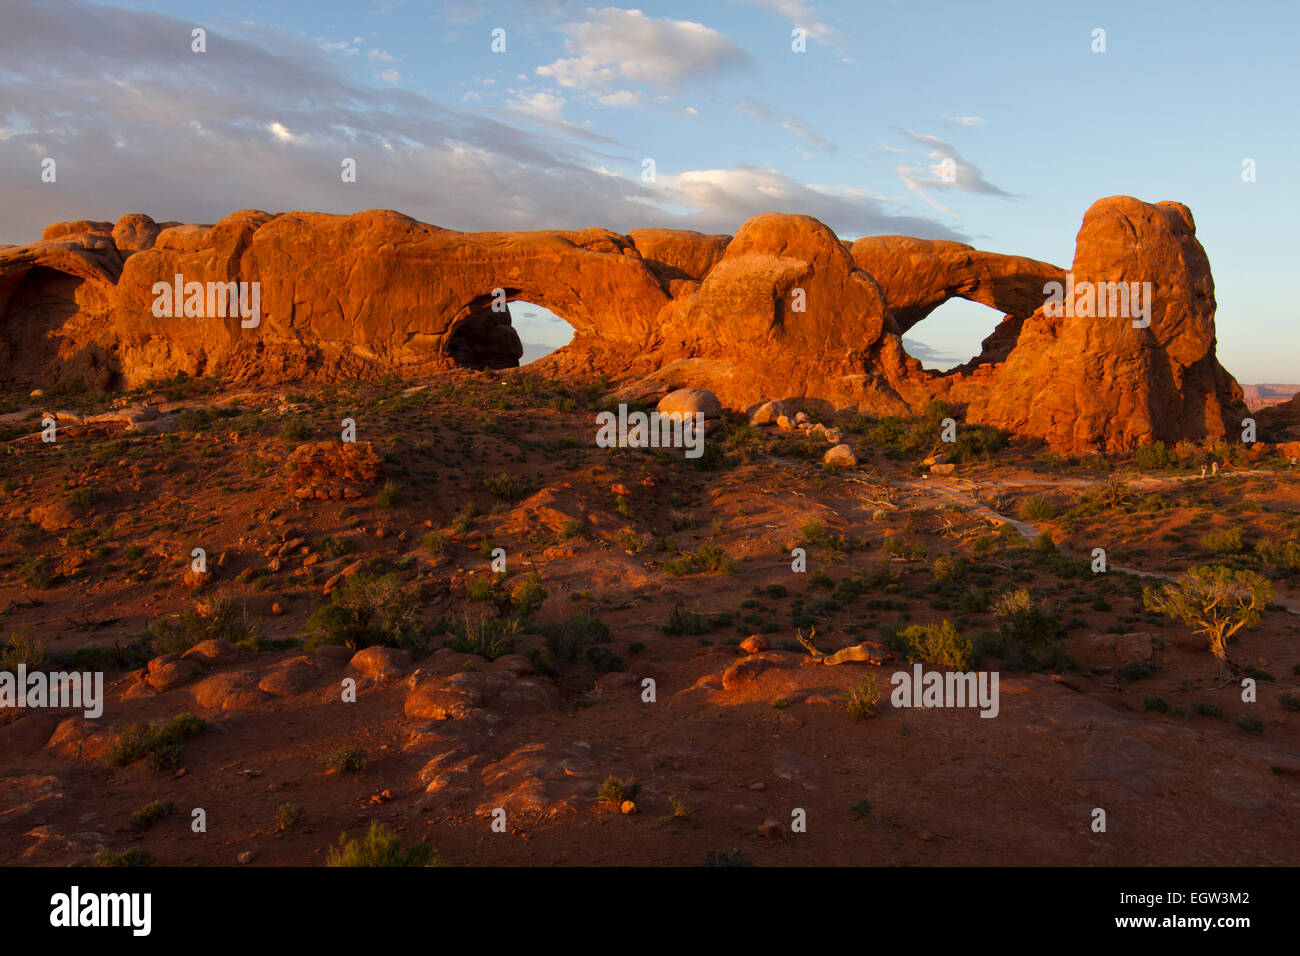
(537, 8), (752, 92)
(367, 49), (396, 62)
(266, 121), (307, 145)
(507, 91), (568, 122)
(658, 166), (965, 239)
(735, 97), (836, 150)
(894, 129), (1014, 214)
(945, 115), (986, 127)
(736, 0), (847, 56)
(375, 69), (401, 84)
(596, 89), (641, 108)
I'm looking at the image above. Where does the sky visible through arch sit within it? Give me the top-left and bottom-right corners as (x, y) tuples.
(1, 0), (1295, 381)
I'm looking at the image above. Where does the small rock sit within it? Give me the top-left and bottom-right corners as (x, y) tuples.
(748, 782), (766, 791)
(930, 463), (957, 475)
(620, 800), (637, 815)
(758, 819), (786, 839)
(739, 634), (769, 655)
(237, 850), (255, 864)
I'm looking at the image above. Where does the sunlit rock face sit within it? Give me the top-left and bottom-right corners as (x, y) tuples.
(0, 197), (1246, 452)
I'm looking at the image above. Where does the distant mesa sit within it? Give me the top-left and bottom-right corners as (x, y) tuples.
(0, 197), (1247, 453)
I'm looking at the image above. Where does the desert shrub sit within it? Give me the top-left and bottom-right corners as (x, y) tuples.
(1135, 441), (1178, 470)
(326, 823), (439, 867)
(597, 777), (641, 807)
(931, 555), (967, 582)
(422, 530), (449, 555)
(318, 746), (367, 773)
(105, 714), (206, 771)
(663, 545), (734, 576)
(1198, 527), (1245, 555)
(1117, 660), (1157, 682)
(1256, 537), (1300, 576)
(1142, 695), (1171, 713)
(1278, 693), (1300, 713)
(1031, 531), (1057, 554)
(466, 577), (496, 602)
(277, 804), (304, 830)
(536, 612), (609, 661)
(993, 589), (1064, 646)
(844, 678), (882, 720)
(1018, 495), (1055, 521)
(302, 573), (422, 651)
(896, 620), (973, 670)
(315, 535), (355, 558)
(958, 587), (990, 614)
(585, 646), (624, 673)
(1236, 714), (1264, 734)
(94, 848), (153, 867)
(148, 598), (262, 655)
(482, 472), (530, 500)
(1193, 701), (1221, 717)
(511, 573), (547, 616)
(0, 629), (45, 670)
(660, 605), (708, 636)
(130, 800), (175, 831)
(375, 481), (401, 508)
(447, 613), (521, 661)
(280, 419), (313, 441)
(19, 557), (54, 589)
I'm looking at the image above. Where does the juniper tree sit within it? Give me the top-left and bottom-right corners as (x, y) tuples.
(1143, 565), (1273, 678)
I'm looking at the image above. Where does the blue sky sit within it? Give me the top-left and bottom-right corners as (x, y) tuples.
(2, 0), (1295, 379)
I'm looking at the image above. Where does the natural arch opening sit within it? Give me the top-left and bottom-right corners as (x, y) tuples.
(444, 299), (574, 370)
(902, 297), (1019, 374)
(512, 302), (575, 366)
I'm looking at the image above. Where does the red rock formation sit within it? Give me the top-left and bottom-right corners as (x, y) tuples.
(958, 197), (1246, 451)
(0, 197), (1248, 452)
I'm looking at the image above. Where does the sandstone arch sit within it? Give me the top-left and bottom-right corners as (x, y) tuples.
(0, 196), (1248, 453)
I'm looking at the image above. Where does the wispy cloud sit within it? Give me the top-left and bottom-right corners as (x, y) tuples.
(735, 97), (837, 150)
(894, 128), (1015, 214)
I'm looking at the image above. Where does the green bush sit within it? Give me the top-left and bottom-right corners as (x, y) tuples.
(375, 481), (401, 508)
(844, 678), (882, 720)
(1018, 495), (1055, 521)
(318, 746), (367, 773)
(326, 822), (440, 867)
(597, 777), (641, 807)
(0, 629), (45, 670)
(130, 800), (175, 831)
(105, 714), (206, 771)
(94, 847), (153, 867)
(1236, 714), (1264, 734)
(302, 573), (422, 651)
(148, 598), (262, 655)
(482, 472), (530, 500)
(446, 614), (520, 661)
(1198, 527), (1245, 555)
(537, 612), (609, 661)
(896, 620), (972, 670)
